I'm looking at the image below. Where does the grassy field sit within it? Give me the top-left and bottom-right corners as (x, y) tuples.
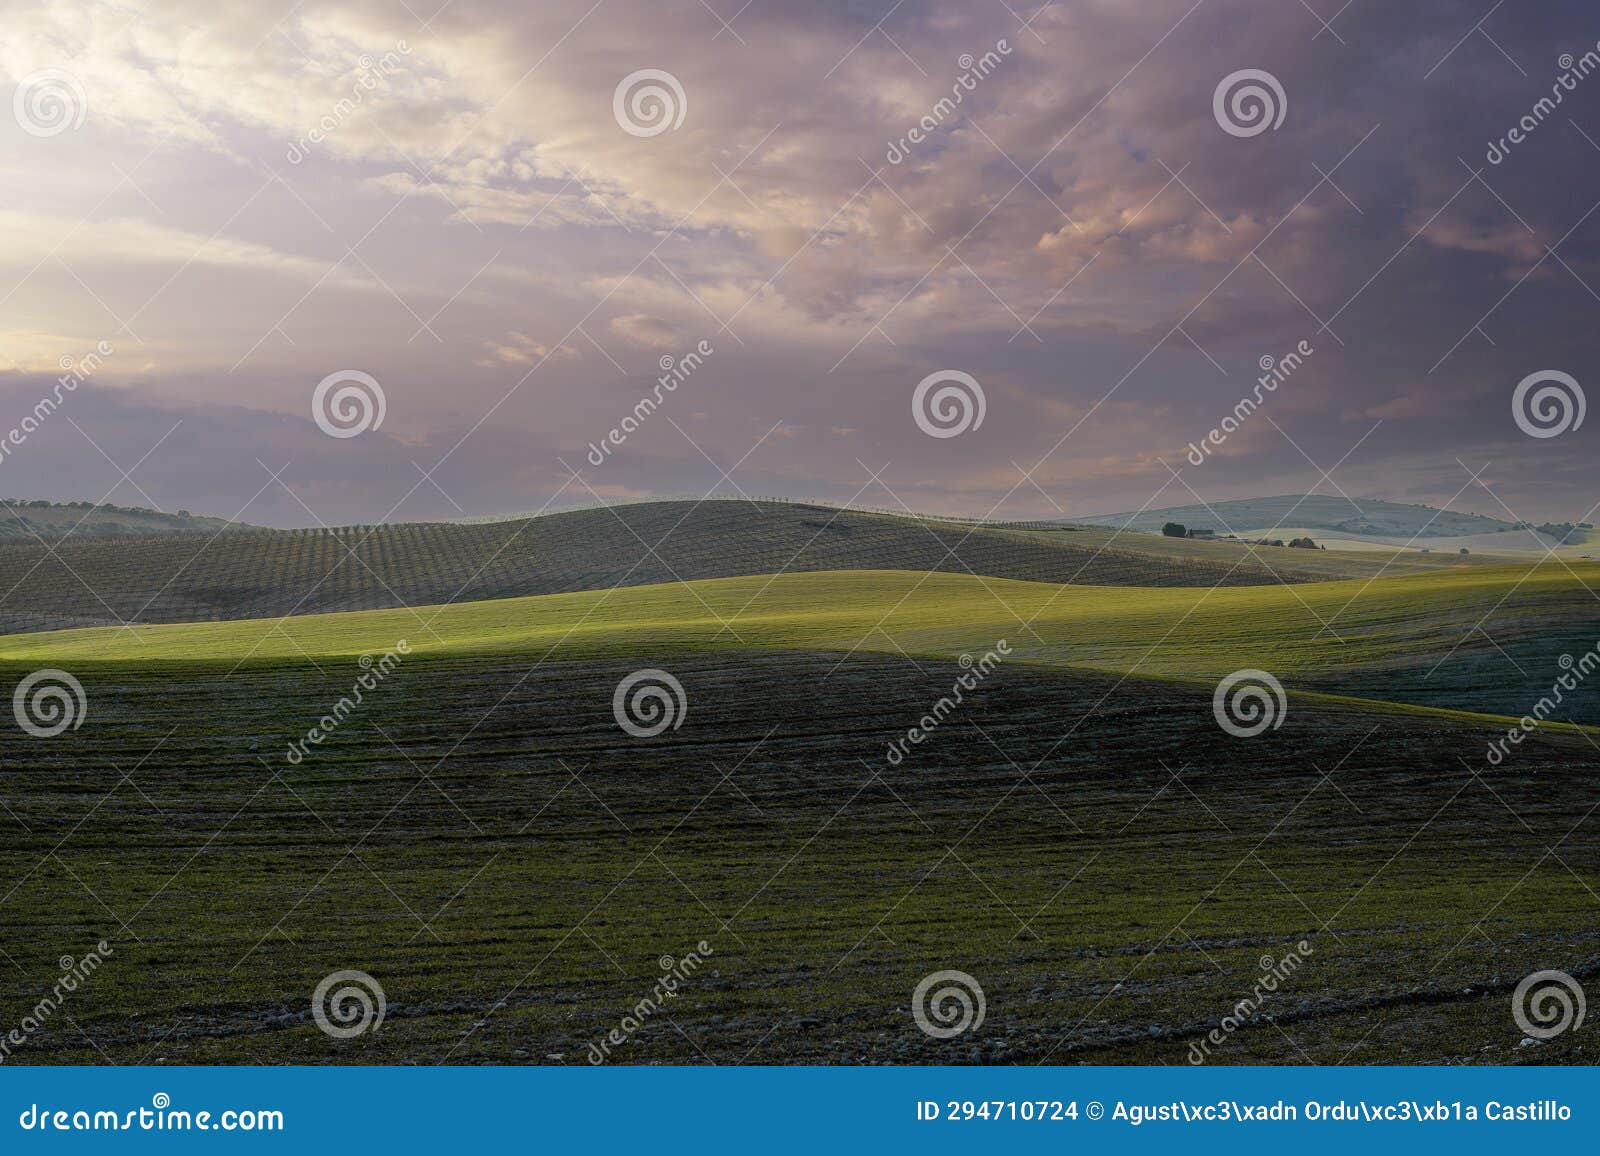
(1074, 494), (1524, 539)
(2, 524), (1595, 1067)
(0, 499), (1511, 635)
(8, 562), (1597, 723)
(0, 650), (1594, 1065)
(1248, 526), (1600, 559)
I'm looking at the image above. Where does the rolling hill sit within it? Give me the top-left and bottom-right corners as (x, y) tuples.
(0, 499), (1494, 636)
(2, 568), (1596, 1065)
(0, 498), (241, 541)
(9, 562), (1598, 724)
(1073, 493), (1543, 541)
(2, 500), (1593, 1068)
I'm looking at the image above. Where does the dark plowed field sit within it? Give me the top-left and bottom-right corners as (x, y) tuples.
(1, 650), (1593, 1065)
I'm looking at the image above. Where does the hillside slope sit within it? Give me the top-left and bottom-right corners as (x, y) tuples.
(0, 499), (240, 541)
(0, 499), (1484, 635)
(5, 647), (1593, 1065)
(10, 563), (1597, 723)
(1074, 494), (1524, 540)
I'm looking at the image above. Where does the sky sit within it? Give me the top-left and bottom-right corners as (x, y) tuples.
(0, 0), (1596, 527)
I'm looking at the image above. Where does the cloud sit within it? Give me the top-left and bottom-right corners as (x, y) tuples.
(0, 0), (1594, 523)
(608, 313), (686, 348)
(0, 330), (95, 375)
(474, 331), (579, 367)
(0, 210), (376, 287)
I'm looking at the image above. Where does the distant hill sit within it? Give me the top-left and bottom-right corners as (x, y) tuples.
(1071, 494), (1534, 540)
(0, 499), (241, 542)
(0, 498), (1483, 635)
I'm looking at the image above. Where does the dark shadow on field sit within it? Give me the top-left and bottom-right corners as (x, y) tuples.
(0, 651), (1595, 1065)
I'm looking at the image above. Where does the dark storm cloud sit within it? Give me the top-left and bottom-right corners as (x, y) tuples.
(0, 0), (1594, 521)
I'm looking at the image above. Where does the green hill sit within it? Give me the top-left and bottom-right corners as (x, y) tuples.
(0, 498), (240, 542)
(1074, 493), (1523, 539)
(4, 548), (1595, 1066)
(0, 499), (1486, 636)
(9, 562), (1596, 723)
(5, 645), (1593, 1065)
